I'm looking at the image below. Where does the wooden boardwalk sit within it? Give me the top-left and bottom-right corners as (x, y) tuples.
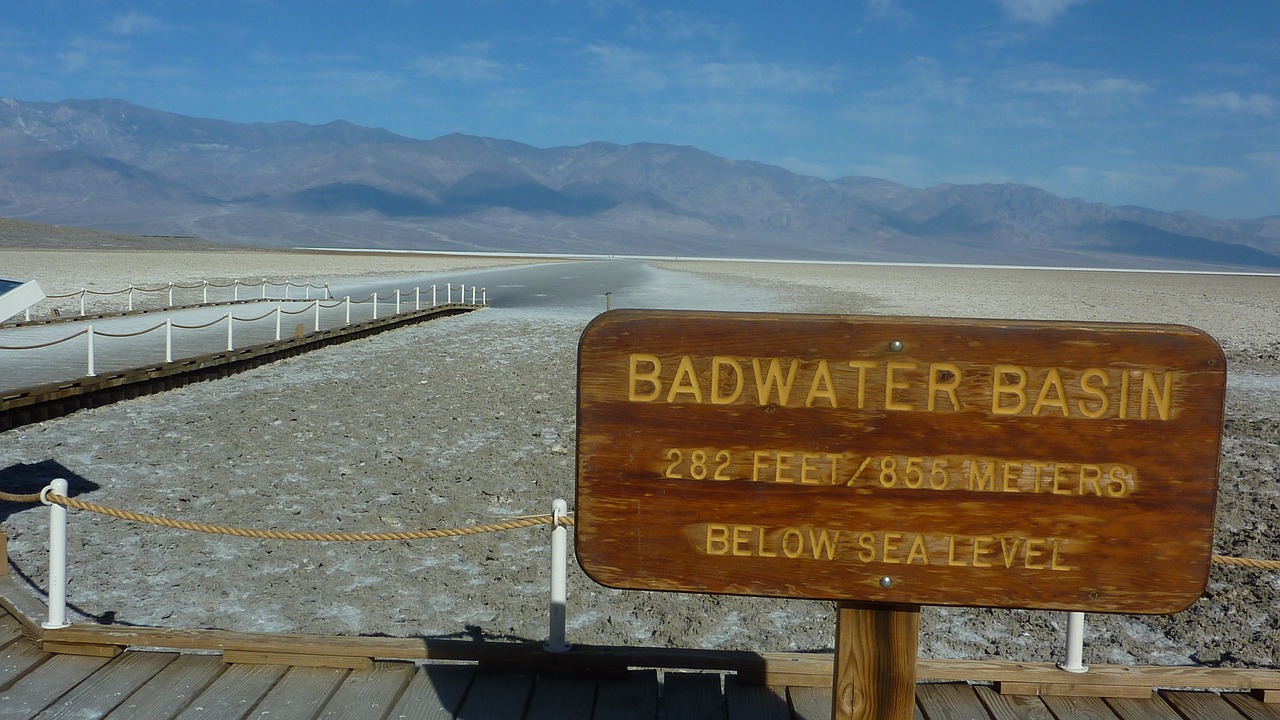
(3, 608), (1279, 720)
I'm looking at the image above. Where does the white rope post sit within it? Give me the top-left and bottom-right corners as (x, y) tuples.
(545, 498), (570, 653)
(325, 283), (332, 300)
(86, 325), (96, 377)
(261, 279), (267, 300)
(168, 284), (174, 307)
(482, 288), (487, 306)
(344, 296), (351, 325)
(127, 286), (134, 311)
(372, 292), (378, 320)
(234, 281), (240, 302)
(202, 281), (208, 304)
(395, 289), (401, 315)
(471, 285), (476, 305)
(432, 284), (437, 307)
(79, 289), (86, 317)
(305, 283), (311, 300)
(313, 300), (321, 332)
(165, 318), (173, 362)
(41, 478), (71, 629)
(275, 306), (282, 341)
(415, 286), (421, 311)
(447, 283), (453, 304)
(226, 311), (234, 351)
(461, 284), (466, 305)
(1058, 611), (1088, 673)
(285, 283), (291, 300)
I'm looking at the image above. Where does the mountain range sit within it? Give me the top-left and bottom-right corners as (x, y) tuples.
(2, 97), (1278, 270)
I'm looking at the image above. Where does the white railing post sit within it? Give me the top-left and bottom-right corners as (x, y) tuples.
(447, 283), (452, 304)
(127, 286), (134, 311)
(233, 281), (240, 302)
(415, 287), (421, 311)
(202, 281), (208, 304)
(432, 285), (437, 307)
(41, 478), (71, 630)
(314, 300), (321, 332)
(471, 285), (476, 305)
(461, 284), (466, 305)
(275, 306), (282, 341)
(165, 318), (173, 362)
(79, 289), (86, 317)
(344, 296), (351, 325)
(168, 284), (174, 307)
(482, 288), (487, 306)
(261, 280), (267, 300)
(1059, 611), (1088, 673)
(86, 325), (96, 377)
(285, 283), (291, 300)
(372, 292), (378, 320)
(305, 284), (311, 300)
(395, 289), (401, 315)
(226, 311), (234, 351)
(545, 498), (570, 653)
(325, 284), (332, 300)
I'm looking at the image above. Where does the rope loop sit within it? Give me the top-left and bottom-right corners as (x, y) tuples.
(40, 492), (573, 542)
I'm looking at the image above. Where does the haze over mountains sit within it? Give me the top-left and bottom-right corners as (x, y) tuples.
(2, 97), (1278, 270)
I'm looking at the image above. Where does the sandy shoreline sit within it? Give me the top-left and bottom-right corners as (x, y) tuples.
(1, 248), (1277, 668)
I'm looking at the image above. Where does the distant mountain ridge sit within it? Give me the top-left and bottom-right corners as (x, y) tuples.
(2, 97), (1278, 269)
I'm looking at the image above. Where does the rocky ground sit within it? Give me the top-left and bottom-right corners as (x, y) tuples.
(1, 249), (1277, 669)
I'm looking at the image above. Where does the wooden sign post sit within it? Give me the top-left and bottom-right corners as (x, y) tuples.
(575, 310), (1226, 719)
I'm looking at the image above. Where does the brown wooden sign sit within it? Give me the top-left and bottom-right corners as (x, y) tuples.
(575, 309), (1226, 614)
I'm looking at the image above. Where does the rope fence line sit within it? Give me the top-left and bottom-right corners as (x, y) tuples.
(8, 478), (1278, 669)
(41, 492), (571, 541)
(1, 283), (487, 380)
(0, 484), (1270, 567)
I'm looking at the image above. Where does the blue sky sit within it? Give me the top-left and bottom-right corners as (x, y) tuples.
(3, 1), (1278, 219)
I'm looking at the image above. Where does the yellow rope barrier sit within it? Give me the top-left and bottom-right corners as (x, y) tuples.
(1212, 554), (1280, 571)
(4, 490), (1273, 568)
(41, 492), (572, 541)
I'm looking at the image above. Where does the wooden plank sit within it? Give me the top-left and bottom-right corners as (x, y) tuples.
(998, 681), (1152, 699)
(1161, 690), (1251, 719)
(1227, 692), (1280, 719)
(594, 669), (659, 720)
(917, 683), (994, 720)
(223, 649), (370, 670)
(0, 614), (25, 649)
(1103, 695), (1184, 719)
(32, 651), (178, 720)
(385, 665), (475, 720)
(0, 639), (47, 691)
(452, 672), (534, 720)
(723, 675), (789, 720)
(102, 654), (225, 720)
(316, 661), (414, 720)
(576, 310), (1225, 613)
(244, 666), (347, 720)
(662, 672), (725, 720)
(786, 686), (831, 720)
(525, 675), (597, 720)
(0, 652), (111, 719)
(0, 576), (51, 634)
(972, 684), (1054, 720)
(172, 662), (287, 720)
(1040, 695), (1123, 719)
(39, 641), (122, 658)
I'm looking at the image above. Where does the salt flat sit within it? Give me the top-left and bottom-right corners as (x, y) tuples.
(0, 248), (1276, 668)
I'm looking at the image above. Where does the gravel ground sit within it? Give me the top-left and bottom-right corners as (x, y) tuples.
(1, 250), (1277, 669)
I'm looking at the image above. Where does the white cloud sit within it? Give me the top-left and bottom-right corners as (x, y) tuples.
(585, 44), (837, 95)
(411, 53), (508, 83)
(108, 12), (165, 36)
(864, 0), (914, 25)
(1180, 91), (1278, 117)
(995, 0), (1091, 26)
